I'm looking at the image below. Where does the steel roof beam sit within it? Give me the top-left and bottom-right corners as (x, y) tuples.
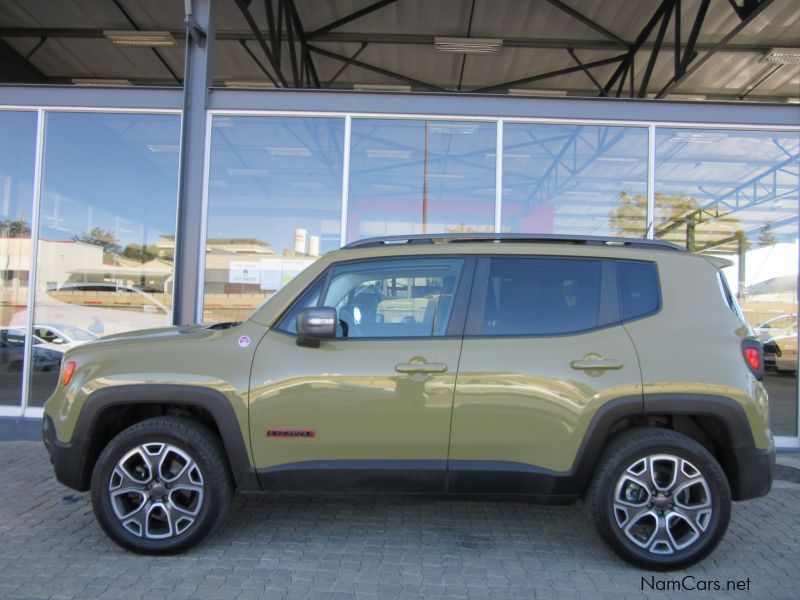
(111, 0), (181, 84)
(602, 0), (671, 96)
(476, 53), (627, 93)
(308, 0), (400, 38)
(542, 0), (628, 49)
(325, 42), (367, 88)
(638, 0), (675, 98)
(0, 28), (776, 54)
(287, 0), (319, 87)
(0, 39), (47, 82)
(566, 48), (606, 96)
(307, 44), (446, 91)
(238, 39), (280, 86)
(656, 0), (775, 98)
(233, 0), (288, 86)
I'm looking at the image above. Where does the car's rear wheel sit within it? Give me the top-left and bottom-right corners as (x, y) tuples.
(91, 416), (232, 554)
(586, 428), (731, 570)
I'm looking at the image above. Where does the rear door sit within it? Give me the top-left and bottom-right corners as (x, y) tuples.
(449, 256), (643, 493)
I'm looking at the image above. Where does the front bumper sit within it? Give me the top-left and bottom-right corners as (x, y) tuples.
(42, 415), (92, 491)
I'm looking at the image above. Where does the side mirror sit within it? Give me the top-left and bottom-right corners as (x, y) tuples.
(296, 307), (337, 347)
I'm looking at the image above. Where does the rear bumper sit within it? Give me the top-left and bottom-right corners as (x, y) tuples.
(731, 440), (774, 501)
(42, 415), (91, 491)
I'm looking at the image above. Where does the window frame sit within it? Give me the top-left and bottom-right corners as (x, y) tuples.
(464, 255), (630, 338)
(274, 254), (476, 340)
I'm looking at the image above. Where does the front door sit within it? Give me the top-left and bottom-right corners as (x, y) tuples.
(449, 255), (643, 495)
(249, 255), (473, 493)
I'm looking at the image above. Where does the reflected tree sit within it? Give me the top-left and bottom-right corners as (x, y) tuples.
(122, 244), (159, 263)
(0, 218), (31, 237)
(609, 192), (749, 252)
(72, 227), (123, 260)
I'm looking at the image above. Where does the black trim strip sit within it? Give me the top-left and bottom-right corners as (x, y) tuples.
(257, 459), (447, 493)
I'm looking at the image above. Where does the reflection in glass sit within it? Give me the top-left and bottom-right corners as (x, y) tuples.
(502, 124), (649, 237)
(24, 112), (180, 407)
(0, 111), (37, 406)
(203, 116), (344, 323)
(347, 119), (496, 241)
(655, 128), (800, 435)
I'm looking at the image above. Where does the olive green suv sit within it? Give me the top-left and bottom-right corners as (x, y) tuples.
(43, 234), (774, 570)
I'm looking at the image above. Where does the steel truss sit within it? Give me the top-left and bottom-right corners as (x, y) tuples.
(0, 0), (779, 95)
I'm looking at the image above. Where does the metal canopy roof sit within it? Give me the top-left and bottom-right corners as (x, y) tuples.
(0, 0), (798, 101)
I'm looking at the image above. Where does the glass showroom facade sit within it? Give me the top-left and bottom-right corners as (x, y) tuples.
(1, 92), (798, 443)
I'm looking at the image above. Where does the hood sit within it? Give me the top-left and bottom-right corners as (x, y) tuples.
(85, 323), (222, 347)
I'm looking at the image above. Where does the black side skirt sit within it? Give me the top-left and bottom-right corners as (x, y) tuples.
(256, 459), (581, 504)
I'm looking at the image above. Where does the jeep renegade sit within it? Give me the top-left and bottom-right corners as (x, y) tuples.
(43, 234), (774, 570)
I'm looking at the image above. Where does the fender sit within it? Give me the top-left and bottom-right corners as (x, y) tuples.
(71, 384), (260, 491)
(642, 393), (771, 500)
(642, 393), (756, 447)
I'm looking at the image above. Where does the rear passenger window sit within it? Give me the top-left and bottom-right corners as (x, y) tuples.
(480, 258), (603, 336)
(617, 261), (660, 321)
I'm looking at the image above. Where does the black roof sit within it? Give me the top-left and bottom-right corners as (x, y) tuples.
(343, 233), (686, 252)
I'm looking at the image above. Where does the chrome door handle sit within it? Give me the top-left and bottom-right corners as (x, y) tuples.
(395, 362), (448, 374)
(570, 358), (623, 370)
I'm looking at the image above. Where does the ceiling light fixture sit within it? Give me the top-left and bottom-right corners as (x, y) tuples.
(72, 78), (131, 87)
(762, 48), (800, 64)
(434, 37), (503, 54)
(366, 149), (411, 159)
(353, 83), (412, 92)
(266, 146), (312, 156)
(223, 80), (276, 88)
(508, 88), (568, 96)
(103, 30), (176, 47)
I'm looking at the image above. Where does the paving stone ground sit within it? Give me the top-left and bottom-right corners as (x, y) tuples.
(1, 441), (799, 600)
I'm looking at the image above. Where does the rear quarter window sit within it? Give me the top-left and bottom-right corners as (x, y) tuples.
(617, 261), (660, 321)
(479, 257), (605, 336)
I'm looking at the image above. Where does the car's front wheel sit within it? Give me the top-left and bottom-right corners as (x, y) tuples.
(91, 416), (233, 554)
(586, 428), (731, 570)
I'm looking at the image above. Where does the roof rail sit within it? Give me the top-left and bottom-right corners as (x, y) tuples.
(343, 233), (686, 252)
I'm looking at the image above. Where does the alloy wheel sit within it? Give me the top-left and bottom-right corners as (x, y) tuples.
(108, 442), (205, 540)
(612, 454), (712, 555)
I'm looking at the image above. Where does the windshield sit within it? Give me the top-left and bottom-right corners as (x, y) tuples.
(2, 329), (47, 346)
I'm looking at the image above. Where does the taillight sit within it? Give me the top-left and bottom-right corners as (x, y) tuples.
(62, 361), (76, 386)
(741, 341), (764, 381)
(744, 347), (760, 371)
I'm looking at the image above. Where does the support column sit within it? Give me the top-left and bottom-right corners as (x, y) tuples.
(737, 232), (746, 299)
(686, 216), (695, 252)
(173, 0), (214, 324)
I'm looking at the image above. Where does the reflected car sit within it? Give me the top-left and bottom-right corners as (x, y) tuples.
(0, 327), (65, 372)
(12, 283), (171, 337)
(755, 314), (797, 344)
(763, 334), (798, 374)
(34, 323), (98, 347)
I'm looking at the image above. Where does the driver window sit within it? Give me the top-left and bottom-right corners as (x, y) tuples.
(323, 258), (464, 339)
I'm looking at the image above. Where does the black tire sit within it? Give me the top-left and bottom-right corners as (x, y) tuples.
(586, 427), (731, 570)
(91, 416), (233, 554)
